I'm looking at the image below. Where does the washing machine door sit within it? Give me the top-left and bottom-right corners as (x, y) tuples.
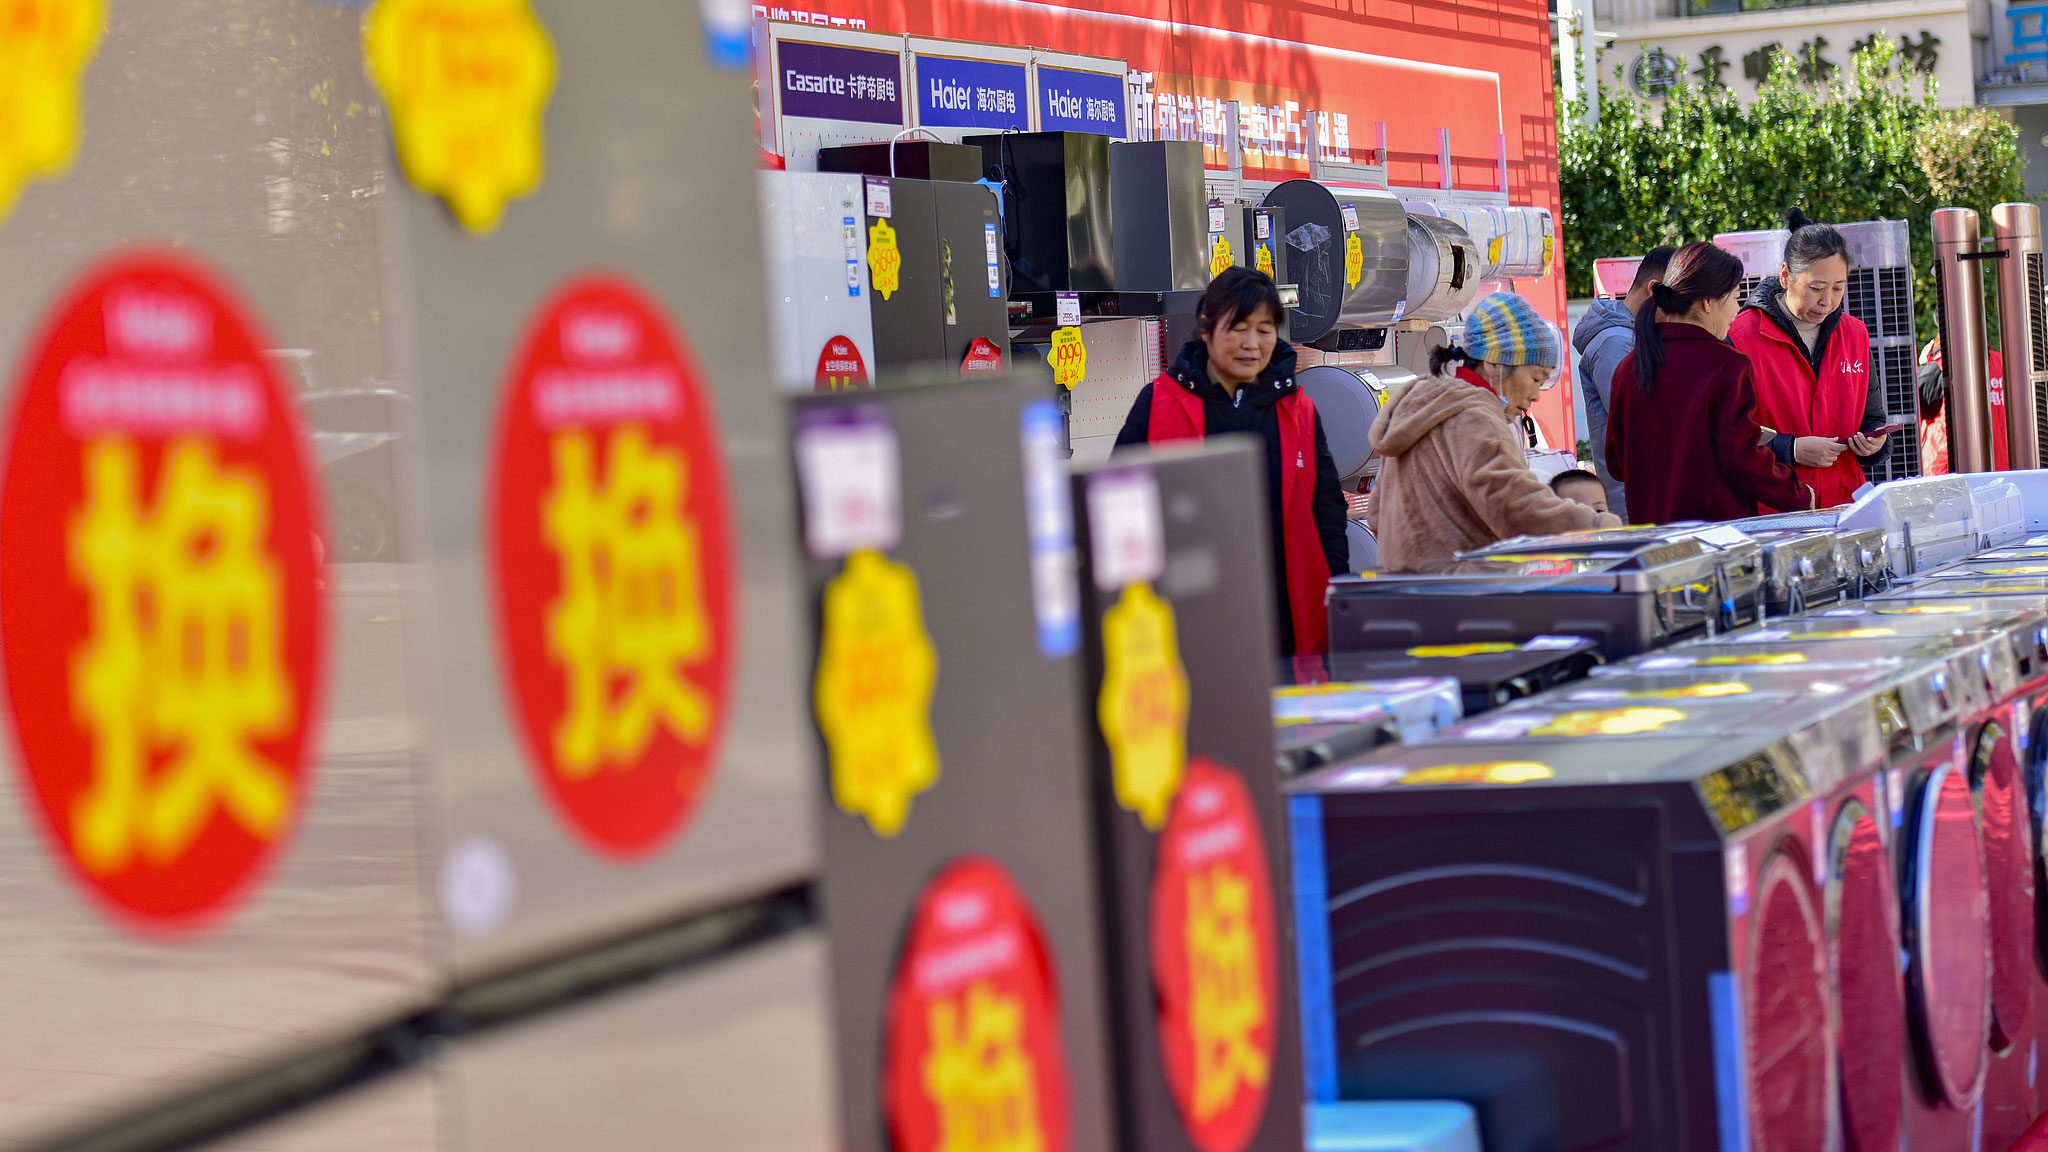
(1827, 799), (1905, 1152)
(1903, 760), (1992, 1108)
(1972, 719), (2036, 1051)
(1298, 365), (1386, 482)
(1345, 520), (1376, 574)
(2027, 703), (2048, 974)
(1748, 847), (1832, 1152)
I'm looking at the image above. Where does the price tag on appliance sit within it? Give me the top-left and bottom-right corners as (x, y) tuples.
(1208, 204), (1226, 234)
(1341, 204), (1360, 232)
(794, 409), (902, 559)
(1210, 235), (1232, 278)
(868, 219), (901, 300)
(843, 214), (862, 297)
(984, 222), (1001, 296)
(1345, 234), (1363, 288)
(1255, 211), (1271, 240)
(1086, 465), (1165, 590)
(1049, 326), (1086, 390)
(865, 176), (892, 218)
(1055, 291), (1081, 326)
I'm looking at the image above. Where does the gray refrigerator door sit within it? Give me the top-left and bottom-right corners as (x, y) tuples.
(396, 0), (813, 984)
(0, 5), (435, 1142)
(794, 377), (1120, 1152)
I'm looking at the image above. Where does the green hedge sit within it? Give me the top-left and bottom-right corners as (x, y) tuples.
(1560, 39), (2025, 338)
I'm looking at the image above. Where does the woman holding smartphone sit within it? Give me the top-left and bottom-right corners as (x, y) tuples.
(1606, 242), (1814, 523)
(1728, 209), (1890, 508)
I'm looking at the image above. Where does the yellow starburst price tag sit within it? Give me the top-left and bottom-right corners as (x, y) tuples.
(0, 0), (104, 224)
(815, 550), (940, 838)
(1407, 643), (1519, 658)
(1529, 707), (1687, 737)
(1255, 244), (1274, 279)
(1345, 233), (1363, 289)
(1097, 583), (1189, 829)
(1210, 235), (1232, 278)
(868, 219), (902, 300)
(364, 0), (557, 234)
(1049, 325), (1086, 391)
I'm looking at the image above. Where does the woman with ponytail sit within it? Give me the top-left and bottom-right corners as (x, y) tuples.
(1367, 292), (1619, 572)
(1727, 209), (1888, 507)
(1605, 242), (1813, 522)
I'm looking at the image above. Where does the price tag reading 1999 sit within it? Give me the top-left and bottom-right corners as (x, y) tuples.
(1049, 327), (1087, 391)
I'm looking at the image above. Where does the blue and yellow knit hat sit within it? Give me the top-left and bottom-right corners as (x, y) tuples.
(1462, 292), (1561, 369)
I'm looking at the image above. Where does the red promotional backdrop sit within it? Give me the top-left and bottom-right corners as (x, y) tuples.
(755, 0), (1571, 442)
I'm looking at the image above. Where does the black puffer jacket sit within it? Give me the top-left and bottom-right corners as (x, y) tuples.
(1113, 339), (1349, 654)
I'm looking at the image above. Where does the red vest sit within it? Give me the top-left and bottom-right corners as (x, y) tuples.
(1148, 376), (1331, 655)
(1728, 308), (1873, 508)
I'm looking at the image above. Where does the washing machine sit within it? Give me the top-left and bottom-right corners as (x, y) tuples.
(1685, 617), (2040, 1146)
(1290, 726), (1853, 1152)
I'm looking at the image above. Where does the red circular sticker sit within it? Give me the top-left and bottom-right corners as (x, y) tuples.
(1152, 757), (1280, 1152)
(961, 337), (1005, 376)
(884, 856), (1070, 1152)
(489, 275), (735, 860)
(815, 335), (870, 392)
(0, 252), (326, 932)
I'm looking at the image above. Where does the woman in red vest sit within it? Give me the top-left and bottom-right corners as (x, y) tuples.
(1112, 267), (1348, 655)
(1728, 210), (1889, 509)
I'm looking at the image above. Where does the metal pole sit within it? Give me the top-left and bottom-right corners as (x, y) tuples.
(1992, 202), (2047, 470)
(1934, 207), (1997, 473)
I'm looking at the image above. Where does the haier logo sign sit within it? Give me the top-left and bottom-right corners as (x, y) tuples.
(916, 56), (1028, 130)
(1038, 66), (1127, 137)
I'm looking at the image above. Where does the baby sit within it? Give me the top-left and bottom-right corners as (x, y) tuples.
(1549, 469), (1609, 517)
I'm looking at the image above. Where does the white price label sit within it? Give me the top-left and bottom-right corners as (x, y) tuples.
(795, 413), (903, 559)
(1725, 844), (1749, 916)
(865, 176), (892, 219)
(1256, 212), (1271, 240)
(1056, 291), (1081, 327)
(1208, 204), (1226, 234)
(985, 222), (1001, 296)
(1087, 466), (1165, 591)
(1341, 204), (1360, 232)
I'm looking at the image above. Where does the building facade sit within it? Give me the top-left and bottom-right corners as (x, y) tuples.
(1594, 0), (1982, 109)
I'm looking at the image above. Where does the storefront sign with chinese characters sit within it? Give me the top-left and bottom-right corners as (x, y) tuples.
(1615, 11), (1969, 109)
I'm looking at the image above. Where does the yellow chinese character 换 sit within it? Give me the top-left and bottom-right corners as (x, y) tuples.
(814, 549), (939, 837)
(363, 0), (557, 233)
(1097, 582), (1188, 829)
(69, 436), (293, 875)
(923, 983), (1046, 1152)
(543, 425), (714, 778)
(1186, 861), (1270, 1122)
(0, 0), (105, 224)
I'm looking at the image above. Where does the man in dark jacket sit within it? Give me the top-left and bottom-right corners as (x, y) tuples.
(1572, 246), (1673, 520)
(1112, 272), (1348, 656)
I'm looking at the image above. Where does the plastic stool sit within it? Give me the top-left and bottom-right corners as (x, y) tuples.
(1306, 1101), (1483, 1152)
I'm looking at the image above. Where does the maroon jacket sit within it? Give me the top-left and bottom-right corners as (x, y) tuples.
(1606, 324), (1811, 524)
